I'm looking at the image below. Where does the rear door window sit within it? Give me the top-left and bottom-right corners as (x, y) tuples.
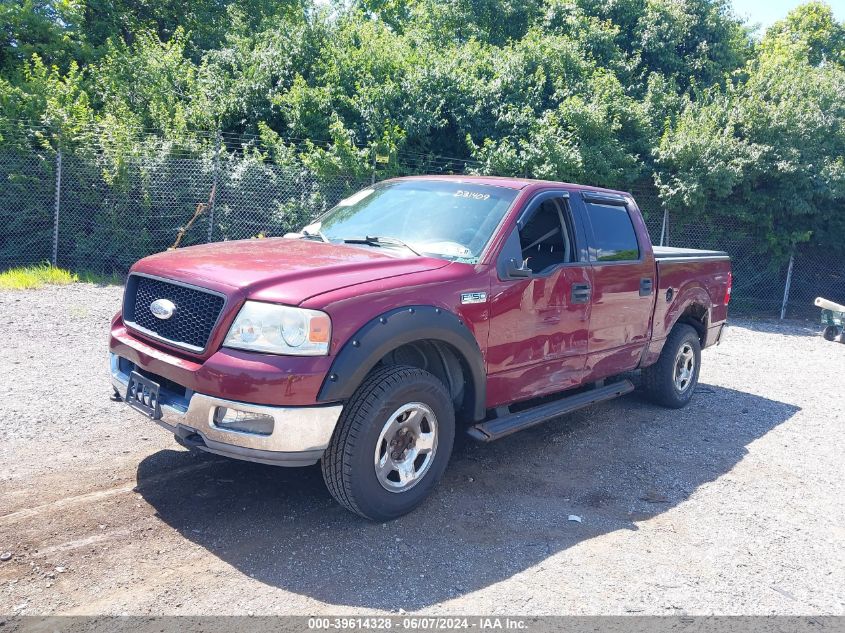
(583, 201), (640, 262)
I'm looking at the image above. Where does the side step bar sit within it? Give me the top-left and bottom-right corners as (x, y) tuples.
(467, 379), (635, 442)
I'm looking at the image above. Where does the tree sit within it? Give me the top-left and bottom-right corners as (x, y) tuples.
(0, 0), (87, 74)
(762, 1), (844, 67)
(570, 0), (752, 94)
(656, 31), (845, 258)
(4, 0), (842, 271)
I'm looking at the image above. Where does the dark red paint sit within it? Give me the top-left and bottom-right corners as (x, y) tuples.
(110, 176), (730, 410)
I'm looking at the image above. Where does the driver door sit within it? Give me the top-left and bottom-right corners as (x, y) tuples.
(486, 192), (592, 407)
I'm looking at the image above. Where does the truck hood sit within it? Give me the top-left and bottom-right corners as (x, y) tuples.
(132, 238), (451, 305)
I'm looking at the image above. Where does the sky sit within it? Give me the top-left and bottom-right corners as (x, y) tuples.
(731, 0), (845, 33)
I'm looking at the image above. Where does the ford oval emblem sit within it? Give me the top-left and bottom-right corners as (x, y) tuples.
(150, 298), (176, 320)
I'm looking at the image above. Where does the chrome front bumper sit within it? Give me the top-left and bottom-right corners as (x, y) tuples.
(110, 353), (343, 466)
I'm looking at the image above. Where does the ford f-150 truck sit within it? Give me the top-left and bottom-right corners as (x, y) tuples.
(110, 176), (731, 520)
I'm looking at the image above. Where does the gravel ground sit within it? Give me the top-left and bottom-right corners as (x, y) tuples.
(0, 283), (843, 616)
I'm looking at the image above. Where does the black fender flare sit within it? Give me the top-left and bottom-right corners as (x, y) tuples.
(317, 305), (487, 421)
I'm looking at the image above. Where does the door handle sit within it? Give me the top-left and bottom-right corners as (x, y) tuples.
(571, 283), (591, 304)
(640, 278), (653, 297)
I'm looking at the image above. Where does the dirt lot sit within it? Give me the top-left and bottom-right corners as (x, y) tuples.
(1, 283), (843, 616)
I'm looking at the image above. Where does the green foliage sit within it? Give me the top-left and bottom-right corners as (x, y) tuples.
(656, 39), (845, 258)
(1, 0), (843, 270)
(573, 0), (753, 91)
(763, 1), (845, 67)
(471, 68), (645, 187)
(0, 0), (87, 74)
(94, 29), (209, 135)
(358, 0), (545, 45)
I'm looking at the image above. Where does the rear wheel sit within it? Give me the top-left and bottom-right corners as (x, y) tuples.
(642, 323), (702, 409)
(321, 365), (455, 521)
(822, 325), (840, 342)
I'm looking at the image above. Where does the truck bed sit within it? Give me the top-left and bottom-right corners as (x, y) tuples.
(651, 246), (732, 350)
(653, 246), (730, 261)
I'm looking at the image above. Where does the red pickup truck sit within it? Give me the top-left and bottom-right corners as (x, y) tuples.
(110, 176), (731, 520)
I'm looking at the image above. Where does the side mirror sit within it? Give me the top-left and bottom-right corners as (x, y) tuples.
(505, 258), (532, 279)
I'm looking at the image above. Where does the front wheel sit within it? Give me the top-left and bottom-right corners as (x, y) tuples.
(321, 365), (455, 521)
(641, 323), (702, 409)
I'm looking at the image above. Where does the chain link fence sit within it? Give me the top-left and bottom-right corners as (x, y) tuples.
(1, 125), (843, 320)
(633, 186), (791, 317)
(631, 187), (845, 320)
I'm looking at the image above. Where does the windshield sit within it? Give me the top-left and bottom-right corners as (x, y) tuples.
(305, 180), (519, 263)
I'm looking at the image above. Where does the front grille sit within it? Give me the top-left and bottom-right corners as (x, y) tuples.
(124, 275), (225, 352)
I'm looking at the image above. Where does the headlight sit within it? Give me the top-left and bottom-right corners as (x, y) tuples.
(223, 302), (331, 356)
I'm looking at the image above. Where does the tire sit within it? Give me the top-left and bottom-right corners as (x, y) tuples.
(822, 325), (840, 342)
(641, 323), (702, 409)
(321, 364), (455, 521)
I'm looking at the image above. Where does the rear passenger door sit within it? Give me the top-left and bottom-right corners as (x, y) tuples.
(572, 192), (656, 380)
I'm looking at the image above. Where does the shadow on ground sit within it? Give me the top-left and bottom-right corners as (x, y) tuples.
(136, 384), (798, 610)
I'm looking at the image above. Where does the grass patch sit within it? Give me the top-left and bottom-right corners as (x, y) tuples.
(0, 264), (78, 290)
(76, 270), (125, 286)
(0, 264), (123, 290)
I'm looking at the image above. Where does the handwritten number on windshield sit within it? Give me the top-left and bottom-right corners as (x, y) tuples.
(454, 190), (490, 201)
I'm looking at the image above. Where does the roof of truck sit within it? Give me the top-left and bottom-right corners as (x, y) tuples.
(389, 174), (630, 196)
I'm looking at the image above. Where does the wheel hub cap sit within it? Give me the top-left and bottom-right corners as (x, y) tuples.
(374, 402), (438, 493)
(674, 343), (695, 392)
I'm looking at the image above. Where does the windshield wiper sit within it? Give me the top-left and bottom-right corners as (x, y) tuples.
(301, 227), (329, 243)
(343, 235), (421, 256)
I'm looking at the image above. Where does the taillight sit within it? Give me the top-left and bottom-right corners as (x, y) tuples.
(724, 271), (732, 305)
